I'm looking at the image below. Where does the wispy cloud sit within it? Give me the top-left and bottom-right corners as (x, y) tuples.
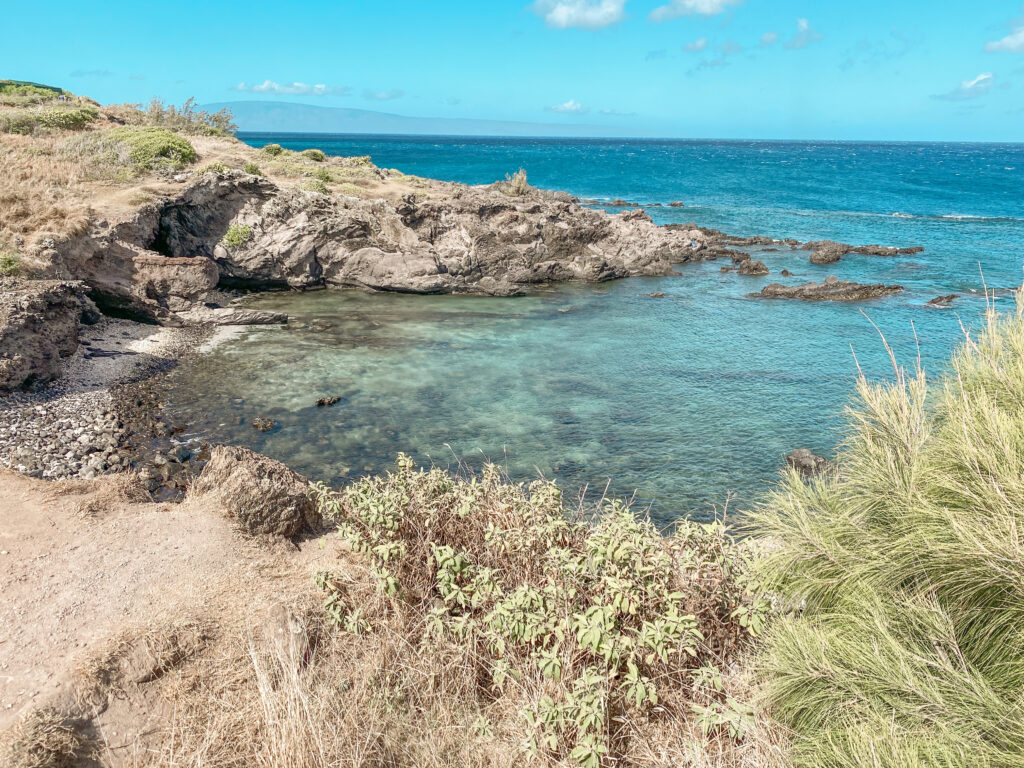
(234, 80), (348, 95)
(839, 29), (916, 71)
(650, 0), (742, 21)
(645, 48), (668, 60)
(933, 72), (995, 101)
(70, 69), (114, 77)
(986, 26), (1024, 53)
(531, 0), (627, 29)
(759, 32), (778, 47)
(363, 89), (404, 101)
(784, 18), (823, 50)
(599, 107), (637, 116)
(546, 99), (588, 114)
(684, 37), (708, 52)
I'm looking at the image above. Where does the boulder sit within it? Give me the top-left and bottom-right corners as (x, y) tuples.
(802, 240), (924, 265)
(189, 445), (320, 537)
(737, 258), (769, 276)
(786, 448), (834, 477)
(0, 279), (100, 391)
(926, 294), (958, 307)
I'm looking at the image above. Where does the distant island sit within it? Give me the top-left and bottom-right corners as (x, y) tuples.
(203, 100), (628, 137)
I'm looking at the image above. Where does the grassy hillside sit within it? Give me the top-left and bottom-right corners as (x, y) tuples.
(754, 294), (1024, 767)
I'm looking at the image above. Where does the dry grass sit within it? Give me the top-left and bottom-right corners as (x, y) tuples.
(0, 708), (91, 768)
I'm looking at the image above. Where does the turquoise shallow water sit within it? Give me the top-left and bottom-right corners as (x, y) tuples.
(164, 137), (1024, 524)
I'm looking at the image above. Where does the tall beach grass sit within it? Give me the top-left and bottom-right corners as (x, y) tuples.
(754, 292), (1024, 766)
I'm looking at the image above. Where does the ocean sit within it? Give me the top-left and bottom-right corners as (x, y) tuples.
(163, 135), (1024, 524)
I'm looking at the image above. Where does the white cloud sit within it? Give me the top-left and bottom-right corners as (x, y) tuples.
(784, 18), (823, 50)
(933, 72), (995, 101)
(363, 89), (405, 101)
(546, 99), (588, 113)
(684, 37), (708, 52)
(649, 0), (742, 22)
(986, 26), (1024, 53)
(234, 80), (347, 95)
(760, 31), (778, 47)
(599, 107), (637, 116)
(532, 0), (627, 29)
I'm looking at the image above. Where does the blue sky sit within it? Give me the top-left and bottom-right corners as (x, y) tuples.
(4, 0), (1023, 140)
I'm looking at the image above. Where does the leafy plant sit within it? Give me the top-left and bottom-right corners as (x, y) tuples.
(312, 456), (764, 766)
(261, 143), (284, 156)
(221, 224), (253, 248)
(243, 162), (262, 176)
(311, 168), (332, 183)
(301, 148), (327, 162)
(198, 162), (229, 175)
(502, 168), (531, 196)
(302, 179), (329, 194)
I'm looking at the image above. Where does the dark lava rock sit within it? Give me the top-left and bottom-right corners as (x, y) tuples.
(926, 294), (958, 307)
(754, 276), (903, 302)
(786, 448), (834, 477)
(252, 417), (277, 432)
(737, 259), (769, 276)
(315, 396), (341, 407)
(781, 269), (793, 277)
(648, 292), (667, 298)
(610, 198), (639, 207)
(668, 201), (686, 208)
(803, 240), (925, 265)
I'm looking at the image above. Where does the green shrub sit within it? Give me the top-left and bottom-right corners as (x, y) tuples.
(198, 162), (229, 175)
(301, 148), (326, 162)
(0, 105), (97, 134)
(302, 179), (329, 194)
(754, 294), (1024, 767)
(243, 162), (262, 176)
(311, 167), (331, 182)
(0, 250), (20, 277)
(106, 126), (196, 170)
(311, 457), (765, 766)
(221, 224), (253, 248)
(261, 143), (284, 156)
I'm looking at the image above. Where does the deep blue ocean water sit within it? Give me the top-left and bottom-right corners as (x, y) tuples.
(165, 135), (1024, 524)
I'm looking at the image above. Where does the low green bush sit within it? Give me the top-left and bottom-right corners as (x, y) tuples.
(754, 294), (1024, 767)
(221, 224), (253, 248)
(243, 162), (262, 176)
(106, 127), (196, 170)
(312, 457), (765, 766)
(0, 105), (97, 134)
(0, 250), (21, 277)
(302, 179), (329, 194)
(311, 167), (331, 182)
(301, 148), (326, 162)
(260, 143), (284, 156)
(197, 162), (229, 175)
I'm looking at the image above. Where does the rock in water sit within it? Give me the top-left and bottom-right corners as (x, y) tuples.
(926, 294), (958, 307)
(315, 396), (341, 407)
(786, 448), (834, 477)
(754, 277), (903, 302)
(189, 445), (321, 537)
(252, 417), (277, 431)
(736, 258), (769, 276)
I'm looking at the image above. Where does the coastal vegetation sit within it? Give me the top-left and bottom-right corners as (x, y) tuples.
(301, 457), (771, 766)
(754, 295), (1024, 766)
(221, 223), (253, 248)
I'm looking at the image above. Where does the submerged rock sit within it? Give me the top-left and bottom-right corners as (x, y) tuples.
(786, 448), (834, 477)
(926, 294), (958, 307)
(754, 276), (903, 302)
(315, 396), (341, 407)
(189, 445), (320, 537)
(252, 417), (277, 432)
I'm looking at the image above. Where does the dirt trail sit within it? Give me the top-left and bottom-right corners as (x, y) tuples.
(0, 469), (330, 733)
